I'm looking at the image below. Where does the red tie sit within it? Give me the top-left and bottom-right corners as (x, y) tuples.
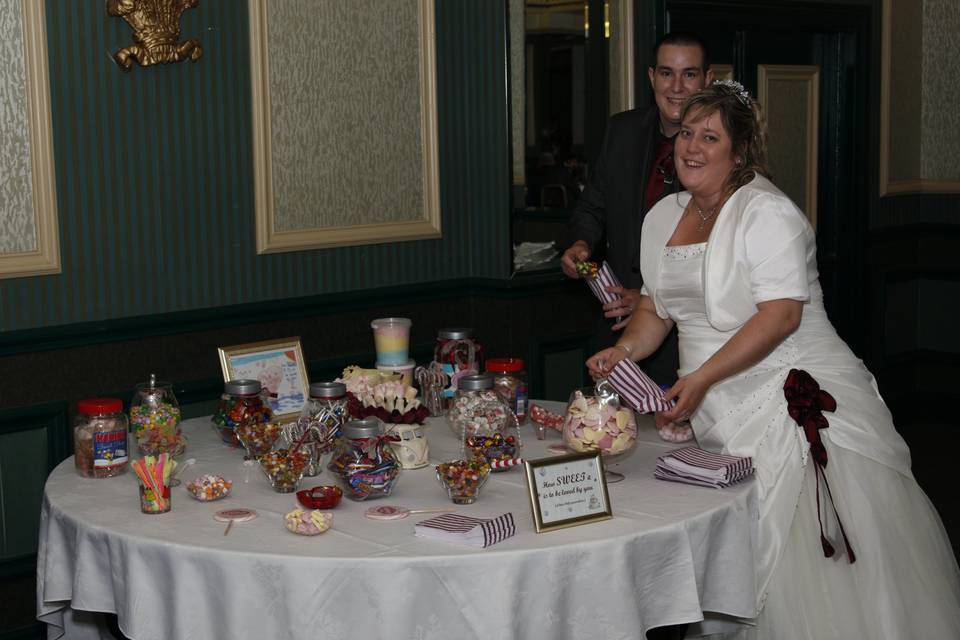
(645, 138), (675, 211)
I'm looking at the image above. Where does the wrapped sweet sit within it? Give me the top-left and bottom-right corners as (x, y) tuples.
(447, 374), (518, 439)
(284, 508), (333, 536)
(562, 386), (637, 456)
(328, 418), (401, 501)
(465, 432), (518, 470)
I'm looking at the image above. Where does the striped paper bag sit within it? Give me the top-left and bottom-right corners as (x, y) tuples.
(578, 261), (622, 306)
(414, 512), (515, 548)
(606, 357), (674, 414)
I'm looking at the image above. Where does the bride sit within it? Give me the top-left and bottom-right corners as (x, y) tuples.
(587, 81), (960, 638)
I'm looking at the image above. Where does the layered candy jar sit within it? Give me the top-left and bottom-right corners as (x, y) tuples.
(211, 379), (273, 447)
(448, 373), (520, 466)
(327, 417), (400, 501)
(74, 397), (129, 478)
(434, 328), (484, 406)
(129, 375), (184, 457)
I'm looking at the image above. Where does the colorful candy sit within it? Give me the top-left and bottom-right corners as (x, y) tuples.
(465, 432), (518, 470)
(212, 393), (273, 447)
(235, 421), (282, 458)
(259, 449), (310, 493)
(562, 390), (637, 456)
(448, 389), (513, 438)
(186, 475), (232, 501)
(130, 401), (185, 457)
(436, 459), (490, 504)
(575, 260), (600, 279)
(327, 437), (401, 501)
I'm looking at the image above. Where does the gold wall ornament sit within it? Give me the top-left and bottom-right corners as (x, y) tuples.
(107, 0), (203, 70)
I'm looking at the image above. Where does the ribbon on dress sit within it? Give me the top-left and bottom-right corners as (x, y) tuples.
(783, 369), (856, 563)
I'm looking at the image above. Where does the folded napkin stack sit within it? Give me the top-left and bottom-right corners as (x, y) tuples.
(414, 512), (515, 548)
(655, 446), (754, 488)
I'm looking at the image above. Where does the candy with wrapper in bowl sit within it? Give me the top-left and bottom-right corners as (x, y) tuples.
(563, 382), (637, 457)
(327, 418), (401, 501)
(436, 459), (490, 505)
(465, 432), (518, 471)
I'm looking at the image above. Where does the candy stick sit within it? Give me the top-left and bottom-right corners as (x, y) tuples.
(489, 457), (523, 470)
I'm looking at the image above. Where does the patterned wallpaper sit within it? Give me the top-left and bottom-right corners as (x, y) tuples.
(887, 0), (922, 186)
(0, 0), (511, 331)
(921, 0), (960, 182)
(267, 1), (424, 231)
(0, 0), (36, 254)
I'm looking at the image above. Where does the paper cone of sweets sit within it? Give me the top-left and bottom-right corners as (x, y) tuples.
(576, 260), (622, 306)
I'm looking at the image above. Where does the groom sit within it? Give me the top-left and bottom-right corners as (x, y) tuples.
(561, 32), (713, 387)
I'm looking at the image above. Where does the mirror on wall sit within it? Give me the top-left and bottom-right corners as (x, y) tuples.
(509, 0), (634, 273)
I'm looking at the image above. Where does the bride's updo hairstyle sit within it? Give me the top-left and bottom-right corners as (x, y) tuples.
(680, 80), (771, 195)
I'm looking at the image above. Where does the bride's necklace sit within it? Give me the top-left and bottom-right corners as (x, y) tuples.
(692, 200), (719, 230)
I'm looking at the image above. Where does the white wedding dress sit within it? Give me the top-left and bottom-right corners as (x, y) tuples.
(655, 241), (960, 639)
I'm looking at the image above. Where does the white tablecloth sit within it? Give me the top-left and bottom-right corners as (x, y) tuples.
(37, 403), (758, 640)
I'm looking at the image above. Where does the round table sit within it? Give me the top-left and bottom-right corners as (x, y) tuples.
(37, 403), (758, 640)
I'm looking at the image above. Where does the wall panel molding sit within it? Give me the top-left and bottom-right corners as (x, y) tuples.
(249, 0), (441, 253)
(0, 0), (59, 279)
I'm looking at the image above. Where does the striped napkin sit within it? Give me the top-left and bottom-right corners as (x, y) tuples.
(655, 446), (754, 488)
(414, 512), (516, 548)
(606, 357), (674, 413)
(582, 261), (622, 306)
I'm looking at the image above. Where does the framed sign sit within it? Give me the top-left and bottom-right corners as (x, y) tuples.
(524, 451), (612, 533)
(218, 337), (309, 422)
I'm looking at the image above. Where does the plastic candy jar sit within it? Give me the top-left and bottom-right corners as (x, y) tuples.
(74, 398), (129, 478)
(211, 379), (273, 447)
(486, 357), (528, 424)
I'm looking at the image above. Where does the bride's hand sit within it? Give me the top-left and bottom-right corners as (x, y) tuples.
(661, 371), (710, 422)
(586, 347), (626, 380)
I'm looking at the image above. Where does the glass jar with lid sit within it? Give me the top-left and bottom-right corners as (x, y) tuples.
(293, 381), (349, 477)
(486, 357), (528, 424)
(211, 379), (273, 447)
(130, 374), (184, 457)
(327, 417), (400, 500)
(448, 373), (520, 468)
(434, 328), (484, 404)
(75, 398), (129, 478)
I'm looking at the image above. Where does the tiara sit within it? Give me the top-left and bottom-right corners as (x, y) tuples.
(713, 79), (751, 107)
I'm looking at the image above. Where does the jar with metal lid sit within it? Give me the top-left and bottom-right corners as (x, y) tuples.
(74, 398), (129, 478)
(448, 374), (520, 468)
(130, 374), (184, 457)
(327, 417), (400, 500)
(434, 328), (484, 404)
(211, 379), (273, 447)
(486, 357), (528, 424)
(290, 381), (349, 477)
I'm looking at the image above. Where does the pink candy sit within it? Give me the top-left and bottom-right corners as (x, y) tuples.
(562, 391), (637, 456)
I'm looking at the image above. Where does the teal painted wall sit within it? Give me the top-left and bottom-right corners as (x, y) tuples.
(0, 0), (510, 331)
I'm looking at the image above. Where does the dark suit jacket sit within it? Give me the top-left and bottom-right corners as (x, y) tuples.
(566, 106), (680, 384)
(567, 106), (669, 290)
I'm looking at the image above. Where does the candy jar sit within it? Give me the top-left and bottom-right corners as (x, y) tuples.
(327, 417), (400, 501)
(434, 328), (484, 406)
(129, 374), (185, 457)
(288, 381), (349, 477)
(486, 357), (529, 424)
(563, 381), (637, 482)
(448, 373), (520, 463)
(211, 379), (272, 447)
(436, 459), (490, 504)
(74, 398), (129, 478)
(259, 447), (310, 493)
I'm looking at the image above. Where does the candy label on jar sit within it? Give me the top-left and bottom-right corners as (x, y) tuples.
(93, 429), (128, 468)
(515, 384), (529, 419)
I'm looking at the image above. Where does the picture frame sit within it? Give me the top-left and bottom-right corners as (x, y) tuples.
(217, 337), (309, 423)
(524, 451), (613, 533)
